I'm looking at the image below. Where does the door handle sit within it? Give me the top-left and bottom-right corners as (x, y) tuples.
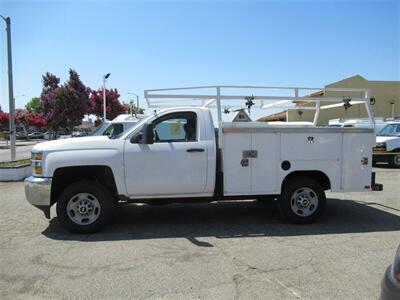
(186, 148), (205, 152)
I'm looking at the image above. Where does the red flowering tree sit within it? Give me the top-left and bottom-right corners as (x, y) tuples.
(0, 106), (45, 133)
(27, 113), (45, 127)
(89, 88), (127, 121)
(41, 70), (91, 138)
(14, 109), (45, 134)
(15, 109), (29, 135)
(0, 111), (9, 131)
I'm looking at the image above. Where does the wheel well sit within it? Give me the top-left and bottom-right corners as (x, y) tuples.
(282, 170), (331, 191)
(51, 166), (118, 205)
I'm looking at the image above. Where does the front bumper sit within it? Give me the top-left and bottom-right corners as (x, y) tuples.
(373, 152), (392, 163)
(24, 176), (52, 218)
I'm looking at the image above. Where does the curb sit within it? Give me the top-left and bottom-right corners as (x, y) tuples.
(0, 164), (32, 181)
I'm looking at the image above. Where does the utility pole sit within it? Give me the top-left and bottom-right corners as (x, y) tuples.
(127, 92), (139, 118)
(1, 15), (16, 161)
(102, 73), (111, 121)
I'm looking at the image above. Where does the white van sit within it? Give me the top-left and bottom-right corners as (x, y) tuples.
(342, 118), (387, 134)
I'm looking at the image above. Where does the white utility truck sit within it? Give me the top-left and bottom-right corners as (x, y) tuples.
(373, 122), (400, 167)
(25, 85), (382, 233)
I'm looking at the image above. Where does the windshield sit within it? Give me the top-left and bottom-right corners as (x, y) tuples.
(118, 115), (154, 139)
(91, 122), (110, 136)
(377, 124), (400, 137)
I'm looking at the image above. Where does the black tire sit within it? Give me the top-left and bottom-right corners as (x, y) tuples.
(389, 153), (400, 168)
(56, 180), (114, 233)
(278, 177), (326, 224)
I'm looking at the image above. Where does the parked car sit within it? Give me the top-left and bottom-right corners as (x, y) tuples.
(2, 131), (27, 140)
(380, 245), (400, 300)
(44, 132), (57, 140)
(373, 122), (400, 167)
(28, 132), (45, 139)
(91, 114), (148, 138)
(16, 132), (28, 140)
(24, 85), (382, 233)
(72, 131), (89, 138)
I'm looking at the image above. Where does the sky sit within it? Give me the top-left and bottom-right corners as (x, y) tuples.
(0, 0), (399, 119)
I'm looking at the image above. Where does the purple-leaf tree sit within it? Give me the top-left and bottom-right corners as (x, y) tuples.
(40, 70), (91, 138)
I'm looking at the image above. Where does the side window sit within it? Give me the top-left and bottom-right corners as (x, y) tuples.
(103, 123), (124, 138)
(153, 112), (197, 143)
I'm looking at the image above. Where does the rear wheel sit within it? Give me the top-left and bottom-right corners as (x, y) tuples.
(389, 153), (400, 168)
(56, 180), (114, 233)
(278, 177), (326, 224)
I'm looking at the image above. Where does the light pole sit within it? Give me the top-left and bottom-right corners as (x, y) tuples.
(102, 73), (111, 121)
(127, 92), (139, 118)
(1, 15), (16, 161)
(129, 100), (134, 117)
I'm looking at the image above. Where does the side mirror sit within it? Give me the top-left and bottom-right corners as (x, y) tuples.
(130, 123), (154, 144)
(130, 132), (142, 143)
(142, 123), (154, 144)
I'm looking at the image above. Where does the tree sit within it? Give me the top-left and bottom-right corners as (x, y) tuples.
(41, 72), (62, 137)
(89, 88), (127, 121)
(26, 112), (45, 128)
(0, 111), (9, 131)
(59, 69), (91, 130)
(14, 109), (45, 134)
(15, 109), (29, 135)
(126, 103), (145, 115)
(25, 97), (41, 113)
(40, 70), (91, 137)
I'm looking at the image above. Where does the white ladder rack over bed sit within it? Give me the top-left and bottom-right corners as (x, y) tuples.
(144, 85), (375, 147)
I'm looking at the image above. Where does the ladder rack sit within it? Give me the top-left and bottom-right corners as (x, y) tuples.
(144, 85), (375, 148)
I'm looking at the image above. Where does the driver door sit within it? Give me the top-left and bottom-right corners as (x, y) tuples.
(124, 111), (208, 197)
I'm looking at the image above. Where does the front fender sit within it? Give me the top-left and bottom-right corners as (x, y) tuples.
(44, 149), (126, 195)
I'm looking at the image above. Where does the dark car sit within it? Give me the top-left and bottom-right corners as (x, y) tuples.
(381, 245), (400, 300)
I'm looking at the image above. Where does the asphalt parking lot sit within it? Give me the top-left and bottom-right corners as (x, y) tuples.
(0, 167), (399, 300)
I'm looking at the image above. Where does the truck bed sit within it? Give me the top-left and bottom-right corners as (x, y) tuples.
(221, 122), (375, 195)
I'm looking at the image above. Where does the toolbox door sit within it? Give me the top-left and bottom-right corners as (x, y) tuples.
(223, 133), (252, 195)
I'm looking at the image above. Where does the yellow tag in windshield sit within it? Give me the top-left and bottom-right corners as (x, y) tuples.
(170, 123), (182, 136)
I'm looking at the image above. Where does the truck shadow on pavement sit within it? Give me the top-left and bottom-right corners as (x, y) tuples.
(42, 198), (400, 244)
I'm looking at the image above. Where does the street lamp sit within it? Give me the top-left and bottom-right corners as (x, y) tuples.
(127, 92), (139, 118)
(102, 73), (111, 121)
(1, 15), (16, 161)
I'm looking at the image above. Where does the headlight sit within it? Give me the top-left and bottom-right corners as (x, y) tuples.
(31, 152), (43, 160)
(373, 142), (386, 151)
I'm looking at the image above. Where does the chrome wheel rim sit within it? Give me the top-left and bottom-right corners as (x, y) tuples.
(290, 187), (318, 217)
(394, 155), (400, 166)
(67, 193), (101, 225)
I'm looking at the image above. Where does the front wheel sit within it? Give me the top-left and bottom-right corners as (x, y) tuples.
(56, 180), (114, 233)
(278, 177), (326, 224)
(389, 153), (400, 168)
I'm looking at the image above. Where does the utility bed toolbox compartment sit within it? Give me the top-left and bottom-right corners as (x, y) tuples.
(222, 123), (375, 196)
